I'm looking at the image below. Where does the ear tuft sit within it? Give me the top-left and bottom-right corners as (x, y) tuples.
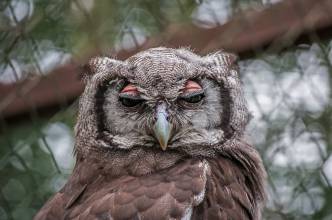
(81, 57), (121, 83)
(205, 51), (238, 69)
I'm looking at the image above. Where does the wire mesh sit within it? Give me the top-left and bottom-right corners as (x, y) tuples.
(0, 0), (331, 219)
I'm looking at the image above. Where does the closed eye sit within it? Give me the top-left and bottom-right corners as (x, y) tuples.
(119, 93), (145, 107)
(179, 90), (205, 103)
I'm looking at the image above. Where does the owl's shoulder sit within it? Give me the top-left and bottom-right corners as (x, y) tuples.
(35, 158), (208, 220)
(193, 157), (260, 220)
(35, 156), (262, 220)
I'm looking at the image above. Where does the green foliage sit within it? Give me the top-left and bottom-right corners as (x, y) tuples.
(1, 0), (332, 220)
(0, 108), (75, 220)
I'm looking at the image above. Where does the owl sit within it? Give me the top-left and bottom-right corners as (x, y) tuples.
(35, 47), (266, 220)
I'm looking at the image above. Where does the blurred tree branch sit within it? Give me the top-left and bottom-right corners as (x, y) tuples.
(1, 0), (332, 120)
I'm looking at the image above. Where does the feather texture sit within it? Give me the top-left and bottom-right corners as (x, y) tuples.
(35, 47), (266, 220)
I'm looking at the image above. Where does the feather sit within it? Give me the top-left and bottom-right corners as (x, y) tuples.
(35, 47), (266, 220)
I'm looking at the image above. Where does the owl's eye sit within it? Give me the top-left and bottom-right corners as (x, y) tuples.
(183, 80), (202, 93)
(119, 95), (145, 107)
(120, 83), (139, 95)
(180, 92), (205, 103)
(118, 83), (145, 107)
(179, 80), (204, 104)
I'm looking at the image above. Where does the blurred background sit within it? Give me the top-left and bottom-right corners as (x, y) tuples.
(0, 0), (332, 219)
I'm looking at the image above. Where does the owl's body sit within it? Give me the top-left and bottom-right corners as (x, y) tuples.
(35, 48), (266, 220)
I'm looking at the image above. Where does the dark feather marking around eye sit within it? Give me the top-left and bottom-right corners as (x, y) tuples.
(95, 83), (109, 136)
(95, 79), (127, 138)
(217, 79), (233, 140)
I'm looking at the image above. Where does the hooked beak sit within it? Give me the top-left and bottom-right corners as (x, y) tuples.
(153, 104), (172, 150)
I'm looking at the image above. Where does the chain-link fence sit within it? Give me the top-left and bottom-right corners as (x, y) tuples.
(1, 0), (331, 219)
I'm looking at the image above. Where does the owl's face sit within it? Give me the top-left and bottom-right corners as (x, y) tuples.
(102, 74), (223, 151)
(77, 48), (248, 157)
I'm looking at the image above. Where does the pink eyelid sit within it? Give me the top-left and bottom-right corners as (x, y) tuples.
(120, 81), (202, 94)
(183, 80), (202, 92)
(120, 84), (139, 95)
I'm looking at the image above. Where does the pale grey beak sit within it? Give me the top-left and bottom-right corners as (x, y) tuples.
(153, 104), (172, 150)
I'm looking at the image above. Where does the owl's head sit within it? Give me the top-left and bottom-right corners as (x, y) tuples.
(75, 47), (249, 157)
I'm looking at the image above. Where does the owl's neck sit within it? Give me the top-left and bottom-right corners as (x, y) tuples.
(76, 147), (186, 177)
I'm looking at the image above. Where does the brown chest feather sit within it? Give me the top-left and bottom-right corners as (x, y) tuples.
(35, 157), (263, 220)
